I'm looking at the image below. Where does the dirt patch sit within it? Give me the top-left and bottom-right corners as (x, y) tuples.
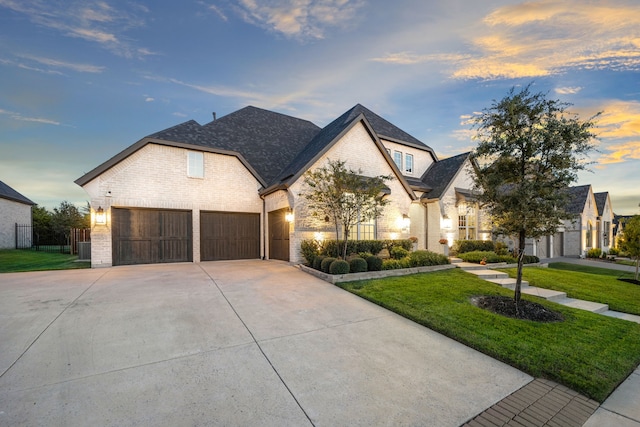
(618, 278), (640, 286)
(471, 295), (564, 322)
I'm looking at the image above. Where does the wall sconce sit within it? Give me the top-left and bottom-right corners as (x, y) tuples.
(95, 206), (106, 225)
(402, 214), (410, 229)
(314, 232), (324, 242)
(285, 209), (294, 223)
(442, 214), (452, 230)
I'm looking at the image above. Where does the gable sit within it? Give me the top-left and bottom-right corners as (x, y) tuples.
(421, 152), (470, 200)
(0, 180), (34, 205)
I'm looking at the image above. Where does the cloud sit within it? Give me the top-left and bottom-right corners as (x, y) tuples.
(17, 54), (105, 73)
(375, 1), (640, 80)
(234, 0), (365, 40)
(555, 86), (583, 95)
(0, 0), (152, 58)
(145, 97), (155, 102)
(0, 108), (61, 125)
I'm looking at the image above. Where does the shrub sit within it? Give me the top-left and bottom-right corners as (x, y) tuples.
(381, 259), (405, 270)
(321, 257), (336, 273)
(300, 239), (320, 266)
(365, 255), (383, 271)
(455, 240), (495, 254)
(313, 255), (326, 271)
(587, 248), (602, 258)
(609, 248), (619, 256)
(321, 240), (386, 258)
(407, 250), (450, 267)
(329, 259), (350, 275)
(390, 246), (409, 260)
(458, 251), (516, 264)
(384, 239), (413, 251)
(495, 241), (509, 256)
(349, 257), (368, 273)
(522, 255), (540, 264)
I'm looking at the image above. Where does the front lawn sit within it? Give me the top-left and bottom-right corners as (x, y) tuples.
(338, 268), (640, 402)
(500, 263), (640, 315)
(0, 249), (90, 273)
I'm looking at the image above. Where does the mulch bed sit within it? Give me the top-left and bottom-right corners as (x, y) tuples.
(471, 295), (564, 322)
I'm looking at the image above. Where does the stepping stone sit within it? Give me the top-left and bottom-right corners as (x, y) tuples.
(602, 311), (640, 324)
(555, 298), (609, 313)
(486, 278), (529, 288)
(521, 287), (567, 302)
(464, 269), (509, 280)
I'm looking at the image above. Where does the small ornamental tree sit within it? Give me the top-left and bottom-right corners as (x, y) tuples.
(301, 159), (392, 259)
(620, 215), (640, 281)
(472, 84), (598, 315)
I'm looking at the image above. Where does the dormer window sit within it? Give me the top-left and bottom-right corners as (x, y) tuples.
(405, 153), (414, 174)
(393, 151), (403, 170)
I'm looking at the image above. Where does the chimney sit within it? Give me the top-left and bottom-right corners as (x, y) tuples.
(212, 112), (217, 121)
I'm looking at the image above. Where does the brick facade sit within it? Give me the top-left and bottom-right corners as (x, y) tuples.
(0, 198), (32, 249)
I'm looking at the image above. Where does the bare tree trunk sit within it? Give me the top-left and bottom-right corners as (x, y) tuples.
(635, 257), (639, 282)
(514, 230), (526, 316)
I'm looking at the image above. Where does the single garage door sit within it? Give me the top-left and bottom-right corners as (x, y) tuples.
(112, 208), (193, 266)
(200, 211), (260, 261)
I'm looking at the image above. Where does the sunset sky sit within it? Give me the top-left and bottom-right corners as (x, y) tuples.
(1, 0), (639, 214)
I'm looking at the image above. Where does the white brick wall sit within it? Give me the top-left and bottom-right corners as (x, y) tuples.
(381, 139), (435, 178)
(81, 143), (263, 267)
(0, 199), (32, 249)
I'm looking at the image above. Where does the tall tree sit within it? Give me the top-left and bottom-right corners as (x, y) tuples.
(619, 215), (640, 281)
(472, 84), (598, 315)
(301, 159), (392, 259)
(51, 201), (88, 237)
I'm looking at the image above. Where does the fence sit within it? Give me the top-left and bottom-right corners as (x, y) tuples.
(15, 224), (91, 255)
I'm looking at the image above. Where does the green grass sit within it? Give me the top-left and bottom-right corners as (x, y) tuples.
(338, 269), (640, 402)
(499, 263), (640, 315)
(0, 249), (90, 273)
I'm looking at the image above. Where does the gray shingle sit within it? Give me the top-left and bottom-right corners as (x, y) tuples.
(594, 192), (608, 216)
(421, 152), (470, 199)
(565, 185), (591, 214)
(0, 180), (35, 205)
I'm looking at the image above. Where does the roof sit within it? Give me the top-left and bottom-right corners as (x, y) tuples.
(0, 180), (35, 205)
(594, 192), (609, 216)
(566, 184), (592, 214)
(420, 152), (470, 200)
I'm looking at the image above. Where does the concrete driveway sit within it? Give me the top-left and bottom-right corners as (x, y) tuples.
(0, 261), (531, 426)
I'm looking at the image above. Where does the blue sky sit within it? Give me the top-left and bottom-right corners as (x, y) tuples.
(1, 0), (639, 214)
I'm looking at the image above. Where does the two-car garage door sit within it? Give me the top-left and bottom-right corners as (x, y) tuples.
(112, 208), (260, 266)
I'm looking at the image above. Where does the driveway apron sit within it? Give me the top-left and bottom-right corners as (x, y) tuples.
(0, 261), (531, 426)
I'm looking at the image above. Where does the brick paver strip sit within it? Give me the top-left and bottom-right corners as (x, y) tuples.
(461, 379), (599, 427)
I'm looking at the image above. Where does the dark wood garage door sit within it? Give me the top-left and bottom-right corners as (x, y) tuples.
(112, 208), (193, 266)
(268, 209), (290, 262)
(200, 211), (260, 261)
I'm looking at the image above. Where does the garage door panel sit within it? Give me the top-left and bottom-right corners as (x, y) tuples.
(112, 208), (192, 266)
(200, 211), (260, 261)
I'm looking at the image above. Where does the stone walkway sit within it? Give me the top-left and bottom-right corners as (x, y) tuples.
(462, 379), (599, 427)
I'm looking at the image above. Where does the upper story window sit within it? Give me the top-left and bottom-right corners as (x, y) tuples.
(393, 151), (403, 170)
(188, 151), (204, 178)
(405, 153), (414, 174)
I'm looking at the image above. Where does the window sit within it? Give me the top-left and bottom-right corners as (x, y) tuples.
(393, 151), (402, 170)
(603, 221), (610, 246)
(458, 203), (477, 240)
(405, 153), (414, 174)
(188, 151), (204, 178)
(349, 217), (376, 241)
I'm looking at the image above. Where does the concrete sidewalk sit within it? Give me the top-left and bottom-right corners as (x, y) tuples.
(0, 261), (532, 426)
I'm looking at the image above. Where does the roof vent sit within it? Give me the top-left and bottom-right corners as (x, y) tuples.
(212, 112), (217, 121)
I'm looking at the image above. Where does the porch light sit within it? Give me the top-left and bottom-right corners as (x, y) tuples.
(314, 232), (324, 242)
(285, 210), (294, 223)
(95, 206), (106, 225)
(442, 214), (452, 230)
(402, 214), (410, 229)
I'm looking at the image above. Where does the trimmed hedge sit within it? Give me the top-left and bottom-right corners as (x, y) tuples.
(313, 255), (326, 271)
(320, 257), (336, 273)
(366, 255), (383, 271)
(390, 246), (409, 260)
(407, 250), (450, 267)
(455, 240), (495, 254)
(329, 259), (350, 274)
(458, 251), (517, 264)
(349, 257), (368, 273)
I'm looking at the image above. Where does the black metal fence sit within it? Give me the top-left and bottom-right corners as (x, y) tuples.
(15, 224), (90, 254)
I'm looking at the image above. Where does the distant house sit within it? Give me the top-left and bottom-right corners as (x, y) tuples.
(75, 104), (487, 267)
(0, 180), (35, 249)
(613, 214), (635, 249)
(524, 184), (614, 258)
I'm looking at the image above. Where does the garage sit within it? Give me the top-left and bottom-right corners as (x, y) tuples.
(112, 208), (193, 266)
(200, 211), (260, 261)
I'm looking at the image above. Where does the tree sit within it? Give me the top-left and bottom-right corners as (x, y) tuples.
(301, 159), (392, 259)
(472, 84), (598, 315)
(32, 205), (52, 230)
(619, 215), (640, 281)
(51, 201), (89, 237)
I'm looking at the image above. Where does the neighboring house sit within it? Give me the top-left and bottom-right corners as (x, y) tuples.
(613, 214), (635, 249)
(75, 104), (486, 267)
(0, 180), (35, 249)
(523, 184), (614, 258)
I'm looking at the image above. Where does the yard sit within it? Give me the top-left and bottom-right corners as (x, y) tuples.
(338, 267), (640, 402)
(0, 249), (90, 273)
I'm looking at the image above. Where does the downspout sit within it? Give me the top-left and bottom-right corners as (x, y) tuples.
(261, 195), (266, 260)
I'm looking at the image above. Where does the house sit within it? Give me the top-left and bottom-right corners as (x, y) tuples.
(524, 184), (614, 258)
(0, 180), (35, 249)
(613, 214), (635, 249)
(75, 104), (486, 267)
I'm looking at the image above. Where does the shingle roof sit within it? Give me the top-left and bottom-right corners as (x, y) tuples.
(0, 180), (35, 205)
(594, 192), (609, 216)
(150, 106), (321, 185)
(566, 184), (591, 214)
(420, 152), (470, 199)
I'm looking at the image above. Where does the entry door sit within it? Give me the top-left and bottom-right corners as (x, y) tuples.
(269, 209), (290, 261)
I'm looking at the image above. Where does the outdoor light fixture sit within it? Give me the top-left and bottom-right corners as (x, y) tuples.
(402, 214), (410, 229)
(95, 206), (106, 225)
(285, 210), (294, 223)
(442, 214), (452, 230)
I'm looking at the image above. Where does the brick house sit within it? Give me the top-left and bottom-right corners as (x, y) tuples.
(75, 104), (486, 267)
(0, 180), (34, 249)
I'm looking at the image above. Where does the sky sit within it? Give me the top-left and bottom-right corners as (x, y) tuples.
(1, 0), (639, 215)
